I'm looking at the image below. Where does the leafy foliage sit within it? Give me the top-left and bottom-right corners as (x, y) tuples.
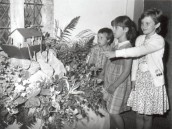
(0, 16), (105, 129)
(0, 37), (105, 129)
(55, 16), (80, 43)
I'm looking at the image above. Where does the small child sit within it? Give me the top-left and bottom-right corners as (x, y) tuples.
(87, 27), (114, 71)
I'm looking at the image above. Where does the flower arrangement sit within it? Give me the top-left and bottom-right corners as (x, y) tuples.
(0, 17), (105, 129)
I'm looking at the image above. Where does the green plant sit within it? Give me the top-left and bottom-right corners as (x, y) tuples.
(0, 16), (102, 129)
(55, 16), (80, 43)
(45, 16), (96, 57)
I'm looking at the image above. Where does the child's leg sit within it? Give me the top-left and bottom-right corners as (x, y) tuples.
(136, 113), (144, 129)
(143, 115), (152, 129)
(110, 114), (124, 129)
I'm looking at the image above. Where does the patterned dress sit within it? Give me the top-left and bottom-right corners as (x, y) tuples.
(87, 45), (111, 69)
(103, 42), (132, 114)
(127, 52), (169, 115)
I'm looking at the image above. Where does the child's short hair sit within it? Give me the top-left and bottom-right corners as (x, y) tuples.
(140, 8), (163, 33)
(98, 28), (114, 45)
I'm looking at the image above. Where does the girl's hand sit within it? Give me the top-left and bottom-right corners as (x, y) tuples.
(102, 51), (116, 59)
(101, 88), (110, 101)
(132, 81), (136, 91)
(107, 84), (116, 94)
(98, 71), (104, 80)
(97, 78), (103, 84)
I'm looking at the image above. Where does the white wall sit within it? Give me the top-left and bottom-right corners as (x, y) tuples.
(54, 0), (141, 37)
(10, 0), (25, 32)
(41, 0), (54, 36)
(9, 0), (144, 44)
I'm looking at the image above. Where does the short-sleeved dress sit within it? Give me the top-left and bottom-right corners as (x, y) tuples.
(87, 45), (111, 69)
(103, 41), (132, 114)
(127, 41), (169, 115)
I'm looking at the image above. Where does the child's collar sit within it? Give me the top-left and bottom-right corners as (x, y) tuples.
(117, 40), (130, 48)
(145, 33), (157, 40)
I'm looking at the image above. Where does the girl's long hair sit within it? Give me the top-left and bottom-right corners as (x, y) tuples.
(111, 16), (137, 46)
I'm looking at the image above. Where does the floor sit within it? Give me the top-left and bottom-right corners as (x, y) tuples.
(6, 109), (170, 129)
(122, 111), (170, 129)
(67, 108), (171, 129)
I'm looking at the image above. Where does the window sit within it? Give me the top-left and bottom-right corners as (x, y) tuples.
(24, 0), (43, 30)
(0, 0), (10, 44)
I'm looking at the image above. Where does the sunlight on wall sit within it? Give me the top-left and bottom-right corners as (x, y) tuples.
(54, 0), (129, 37)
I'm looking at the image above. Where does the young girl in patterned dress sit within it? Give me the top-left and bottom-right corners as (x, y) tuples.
(87, 28), (114, 70)
(101, 16), (137, 129)
(103, 8), (169, 129)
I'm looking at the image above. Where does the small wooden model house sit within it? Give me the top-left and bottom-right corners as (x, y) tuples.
(10, 28), (43, 48)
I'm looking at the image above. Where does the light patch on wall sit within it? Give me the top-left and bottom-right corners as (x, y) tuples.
(54, 0), (128, 37)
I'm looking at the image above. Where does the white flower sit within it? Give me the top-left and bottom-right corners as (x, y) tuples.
(14, 84), (25, 93)
(72, 108), (78, 115)
(97, 78), (103, 84)
(86, 73), (91, 78)
(17, 78), (22, 83)
(23, 80), (30, 86)
(48, 116), (54, 123)
(21, 92), (27, 97)
(50, 86), (54, 93)
(65, 65), (70, 72)
(52, 100), (60, 111)
(64, 79), (70, 91)
(36, 81), (41, 87)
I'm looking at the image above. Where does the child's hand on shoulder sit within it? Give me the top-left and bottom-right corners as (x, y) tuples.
(97, 71), (104, 80)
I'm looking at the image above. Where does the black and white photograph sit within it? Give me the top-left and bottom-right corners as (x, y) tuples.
(0, 0), (172, 129)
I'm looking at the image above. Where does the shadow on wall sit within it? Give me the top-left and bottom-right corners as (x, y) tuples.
(160, 15), (169, 88)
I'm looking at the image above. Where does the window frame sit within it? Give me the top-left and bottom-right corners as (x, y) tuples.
(0, 0), (10, 44)
(24, 0), (43, 29)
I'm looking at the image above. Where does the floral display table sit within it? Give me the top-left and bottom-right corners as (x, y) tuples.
(0, 34), (108, 129)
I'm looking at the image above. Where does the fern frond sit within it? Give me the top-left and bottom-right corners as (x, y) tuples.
(76, 29), (96, 38)
(84, 36), (95, 49)
(74, 29), (96, 46)
(61, 16), (80, 42)
(63, 16), (80, 32)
